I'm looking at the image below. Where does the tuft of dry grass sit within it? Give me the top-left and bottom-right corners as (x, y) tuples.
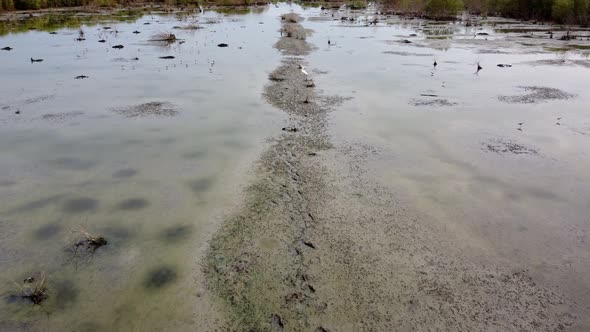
(281, 13), (302, 23)
(282, 24), (307, 40)
(151, 32), (177, 42)
(13, 273), (49, 305)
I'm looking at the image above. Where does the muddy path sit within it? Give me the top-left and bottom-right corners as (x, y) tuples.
(204, 12), (583, 332)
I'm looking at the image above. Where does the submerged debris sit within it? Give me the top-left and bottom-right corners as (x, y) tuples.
(112, 45), (124, 49)
(499, 86), (574, 104)
(159, 56), (175, 59)
(2, 46), (13, 51)
(30, 58), (43, 63)
(218, 43), (229, 47)
(74, 75), (89, 79)
(112, 101), (178, 118)
(497, 64), (512, 68)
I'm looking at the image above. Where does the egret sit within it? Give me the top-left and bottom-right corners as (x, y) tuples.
(298, 64), (308, 79)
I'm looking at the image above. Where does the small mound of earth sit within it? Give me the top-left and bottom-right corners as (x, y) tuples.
(383, 51), (434, 57)
(113, 102), (178, 118)
(410, 98), (457, 107)
(498, 86), (574, 104)
(41, 111), (84, 121)
(483, 138), (538, 155)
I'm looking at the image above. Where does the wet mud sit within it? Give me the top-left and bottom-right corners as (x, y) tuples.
(112, 102), (178, 118)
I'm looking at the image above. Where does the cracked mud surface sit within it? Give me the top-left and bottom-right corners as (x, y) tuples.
(204, 12), (579, 332)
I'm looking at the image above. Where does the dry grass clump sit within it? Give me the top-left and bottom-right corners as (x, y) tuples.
(150, 32), (178, 43)
(283, 24), (307, 40)
(281, 13), (302, 23)
(13, 273), (49, 305)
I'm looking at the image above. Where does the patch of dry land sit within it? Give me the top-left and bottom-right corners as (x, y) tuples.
(204, 13), (580, 332)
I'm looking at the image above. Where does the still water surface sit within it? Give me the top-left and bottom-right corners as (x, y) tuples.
(2, 3), (590, 330)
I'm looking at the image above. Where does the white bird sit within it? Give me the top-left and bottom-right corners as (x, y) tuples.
(298, 64), (308, 78)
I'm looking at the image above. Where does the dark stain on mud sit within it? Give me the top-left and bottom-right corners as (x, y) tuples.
(112, 102), (178, 118)
(34, 222), (62, 240)
(54, 279), (79, 309)
(14, 195), (62, 212)
(483, 138), (538, 155)
(62, 198), (98, 213)
(41, 112), (83, 122)
(116, 198), (149, 210)
(101, 225), (134, 241)
(182, 151), (206, 160)
(498, 86), (574, 104)
(188, 178), (214, 193)
(48, 157), (96, 171)
(161, 224), (193, 243)
(113, 168), (138, 178)
(410, 98), (457, 107)
(144, 265), (178, 289)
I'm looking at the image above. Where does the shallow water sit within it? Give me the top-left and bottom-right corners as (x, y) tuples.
(0, 6), (287, 331)
(2, 3), (590, 330)
(302, 5), (590, 322)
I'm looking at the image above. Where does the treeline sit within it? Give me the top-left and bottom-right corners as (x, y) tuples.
(2, 0), (590, 25)
(388, 0), (590, 24)
(0, 0), (204, 11)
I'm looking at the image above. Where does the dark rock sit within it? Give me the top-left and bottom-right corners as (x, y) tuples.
(30, 58), (43, 63)
(2, 46), (13, 51)
(159, 56), (175, 59)
(497, 64), (512, 68)
(133, 31), (140, 34)
(98, 39), (106, 43)
(401, 39), (412, 44)
(217, 43), (229, 47)
(112, 45), (124, 49)
(49, 32), (57, 35)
